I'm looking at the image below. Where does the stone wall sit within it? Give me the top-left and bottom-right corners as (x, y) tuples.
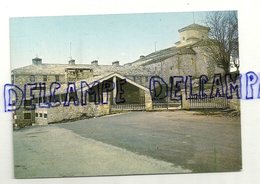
(35, 102), (110, 125)
(229, 99), (240, 112)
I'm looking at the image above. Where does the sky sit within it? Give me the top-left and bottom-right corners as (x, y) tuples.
(10, 11), (208, 69)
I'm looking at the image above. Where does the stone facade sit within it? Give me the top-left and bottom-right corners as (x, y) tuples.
(11, 22), (225, 128)
(35, 102), (110, 125)
(129, 23), (224, 86)
(229, 99), (240, 112)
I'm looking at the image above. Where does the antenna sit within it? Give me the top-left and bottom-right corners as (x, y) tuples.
(193, 12), (195, 24)
(69, 42), (72, 60)
(154, 41), (157, 52)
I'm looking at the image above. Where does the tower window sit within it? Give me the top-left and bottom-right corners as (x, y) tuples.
(183, 37), (185, 41)
(55, 75), (59, 82)
(30, 75), (35, 82)
(133, 76), (136, 82)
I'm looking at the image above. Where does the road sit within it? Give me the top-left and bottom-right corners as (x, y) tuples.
(13, 110), (241, 178)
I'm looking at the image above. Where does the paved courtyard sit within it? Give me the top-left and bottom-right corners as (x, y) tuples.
(13, 110), (241, 178)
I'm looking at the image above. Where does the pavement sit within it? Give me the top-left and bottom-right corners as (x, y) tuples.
(13, 110), (241, 178)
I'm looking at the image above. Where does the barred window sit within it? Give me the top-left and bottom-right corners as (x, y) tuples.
(24, 113), (31, 119)
(24, 100), (31, 106)
(44, 114), (47, 118)
(35, 113), (38, 117)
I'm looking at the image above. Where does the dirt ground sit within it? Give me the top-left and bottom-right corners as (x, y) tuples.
(13, 109), (241, 178)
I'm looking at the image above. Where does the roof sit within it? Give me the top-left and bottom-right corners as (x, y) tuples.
(178, 23), (210, 32)
(11, 64), (92, 75)
(36, 72), (149, 97)
(12, 63), (154, 76)
(128, 45), (196, 66)
(130, 46), (179, 66)
(178, 47), (196, 55)
(191, 38), (216, 47)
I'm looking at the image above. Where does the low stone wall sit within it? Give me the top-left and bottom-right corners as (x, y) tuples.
(35, 102), (110, 125)
(229, 99), (240, 112)
(145, 91), (153, 110)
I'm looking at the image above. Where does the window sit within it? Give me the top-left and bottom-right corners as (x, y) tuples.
(39, 113), (42, 117)
(68, 93), (77, 102)
(35, 113), (38, 117)
(43, 96), (48, 103)
(183, 37), (185, 41)
(170, 66), (173, 70)
(11, 75), (14, 84)
(133, 76), (136, 82)
(30, 75), (35, 82)
(55, 75), (59, 82)
(24, 100), (31, 106)
(44, 114), (47, 118)
(145, 77), (148, 82)
(61, 94), (66, 102)
(24, 113), (31, 119)
(43, 75), (47, 82)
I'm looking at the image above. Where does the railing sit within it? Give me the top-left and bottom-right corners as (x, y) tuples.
(111, 97), (145, 111)
(188, 95), (229, 109)
(152, 98), (181, 109)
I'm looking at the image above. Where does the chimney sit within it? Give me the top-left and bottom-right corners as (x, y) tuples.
(68, 59), (75, 65)
(112, 61), (119, 66)
(32, 57), (42, 65)
(124, 63), (132, 66)
(91, 60), (98, 66)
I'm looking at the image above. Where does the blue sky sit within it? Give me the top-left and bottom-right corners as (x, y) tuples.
(10, 11), (208, 69)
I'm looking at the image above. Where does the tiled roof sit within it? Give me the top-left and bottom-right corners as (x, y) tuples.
(178, 47), (196, 55)
(37, 72), (148, 96)
(178, 23), (210, 32)
(92, 65), (153, 76)
(191, 38), (216, 47)
(128, 45), (196, 66)
(11, 64), (91, 75)
(130, 46), (179, 66)
(12, 63), (154, 76)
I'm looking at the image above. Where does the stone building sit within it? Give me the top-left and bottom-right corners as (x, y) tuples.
(11, 57), (153, 127)
(128, 23), (224, 82)
(10, 22), (224, 128)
